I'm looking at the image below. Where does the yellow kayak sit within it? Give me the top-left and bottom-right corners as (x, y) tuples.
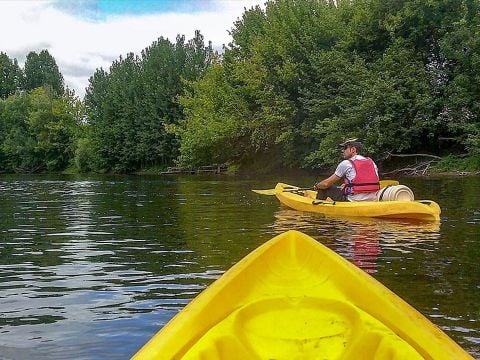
(276, 183), (441, 221)
(133, 230), (471, 359)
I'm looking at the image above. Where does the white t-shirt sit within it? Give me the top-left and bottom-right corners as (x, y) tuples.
(334, 155), (379, 202)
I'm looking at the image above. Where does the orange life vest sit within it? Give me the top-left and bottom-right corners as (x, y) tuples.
(344, 158), (380, 195)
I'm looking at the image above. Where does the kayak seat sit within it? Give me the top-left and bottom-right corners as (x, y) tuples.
(181, 297), (424, 359)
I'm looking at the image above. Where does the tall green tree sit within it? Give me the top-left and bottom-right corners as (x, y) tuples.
(179, 0), (349, 168)
(0, 87), (81, 172)
(83, 31), (213, 173)
(0, 52), (23, 99)
(438, 0), (480, 153)
(24, 50), (64, 96)
(176, 64), (249, 166)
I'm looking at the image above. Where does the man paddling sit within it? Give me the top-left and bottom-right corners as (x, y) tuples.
(313, 139), (380, 201)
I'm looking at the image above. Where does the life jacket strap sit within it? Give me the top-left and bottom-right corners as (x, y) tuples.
(345, 182), (380, 188)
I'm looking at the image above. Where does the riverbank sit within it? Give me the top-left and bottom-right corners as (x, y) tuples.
(234, 154), (480, 178)
(9, 154), (478, 177)
(429, 154), (480, 175)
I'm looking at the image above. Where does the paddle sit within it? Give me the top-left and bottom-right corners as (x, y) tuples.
(252, 186), (312, 195)
(252, 180), (399, 196)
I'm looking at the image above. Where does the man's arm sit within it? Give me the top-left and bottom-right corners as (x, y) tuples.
(314, 174), (341, 190)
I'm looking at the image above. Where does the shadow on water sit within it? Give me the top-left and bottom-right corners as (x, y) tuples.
(0, 174), (478, 358)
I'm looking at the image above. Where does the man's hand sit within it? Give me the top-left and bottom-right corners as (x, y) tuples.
(313, 174), (342, 191)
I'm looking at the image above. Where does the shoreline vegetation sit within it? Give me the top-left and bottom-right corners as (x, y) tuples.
(131, 153), (480, 177)
(1, 0), (480, 176)
(4, 153), (479, 177)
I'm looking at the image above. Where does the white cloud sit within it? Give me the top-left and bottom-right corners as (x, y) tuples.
(0, 0), (264, 98)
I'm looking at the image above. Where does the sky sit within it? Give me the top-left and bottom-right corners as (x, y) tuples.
(0, 0), (265, 98)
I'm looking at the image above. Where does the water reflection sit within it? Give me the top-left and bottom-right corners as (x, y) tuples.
(0, 177), (215, 359)
(272, 209), (441, 273)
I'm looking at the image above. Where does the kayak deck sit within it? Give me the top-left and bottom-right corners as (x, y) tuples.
(133, 231), (471, 359)
(275, 183), (441, 221)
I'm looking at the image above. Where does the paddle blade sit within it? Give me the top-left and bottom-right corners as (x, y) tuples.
(252, 189), (276, 195)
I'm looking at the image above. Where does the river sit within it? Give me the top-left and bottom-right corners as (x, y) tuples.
(0, 174), (478, 359)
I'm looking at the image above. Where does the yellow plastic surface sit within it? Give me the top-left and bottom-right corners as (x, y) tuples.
(133, 231), (471, 359)
(275, 183), (441, 221)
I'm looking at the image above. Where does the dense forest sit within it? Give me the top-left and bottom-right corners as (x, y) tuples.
(1, 0), (479, 174)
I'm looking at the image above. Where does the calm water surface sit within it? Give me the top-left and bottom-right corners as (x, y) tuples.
(0, 174), (479, 359)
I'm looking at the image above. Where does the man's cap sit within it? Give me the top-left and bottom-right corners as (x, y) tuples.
(339, 138), (363, 149)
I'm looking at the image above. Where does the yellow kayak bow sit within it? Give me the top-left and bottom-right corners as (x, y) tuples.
(133, 230), (471, 359)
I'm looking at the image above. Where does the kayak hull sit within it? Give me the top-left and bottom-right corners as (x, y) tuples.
(133, 230), (470, 359)
(275, 183), (441, 221)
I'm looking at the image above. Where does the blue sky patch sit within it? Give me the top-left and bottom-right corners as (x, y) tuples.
(52, 0), (216, 21)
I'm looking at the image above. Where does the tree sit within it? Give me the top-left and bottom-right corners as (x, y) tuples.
(0, 87), (81, 172)
(176, 0), (480, 171)
(83, 31), (213, 173)
(24, 50), (64, 95)
(0, 52), (23, 99)
(438, 0), (480, 153)
(175, 64), (249, 166)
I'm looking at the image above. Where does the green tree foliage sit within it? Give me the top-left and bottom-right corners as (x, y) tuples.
(175, 64), (249, 166)
(0, 87), (82, 172)
(180, 0), (349, 168)
(4, 1), (478, 173)
(437, 0), (480, 153)
(83, 31), (213, 172)
(0, 52), (23, 99)
(24, 50), (65, 96)
(176, 0), (480, 169)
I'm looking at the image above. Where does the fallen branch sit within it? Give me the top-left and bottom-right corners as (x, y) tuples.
(382, 159), (439, 176)
(387, 152), (442, 160)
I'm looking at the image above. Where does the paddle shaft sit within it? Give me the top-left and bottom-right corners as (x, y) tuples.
(284, 187), (314, 192)
(252, 180), (399, 196)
